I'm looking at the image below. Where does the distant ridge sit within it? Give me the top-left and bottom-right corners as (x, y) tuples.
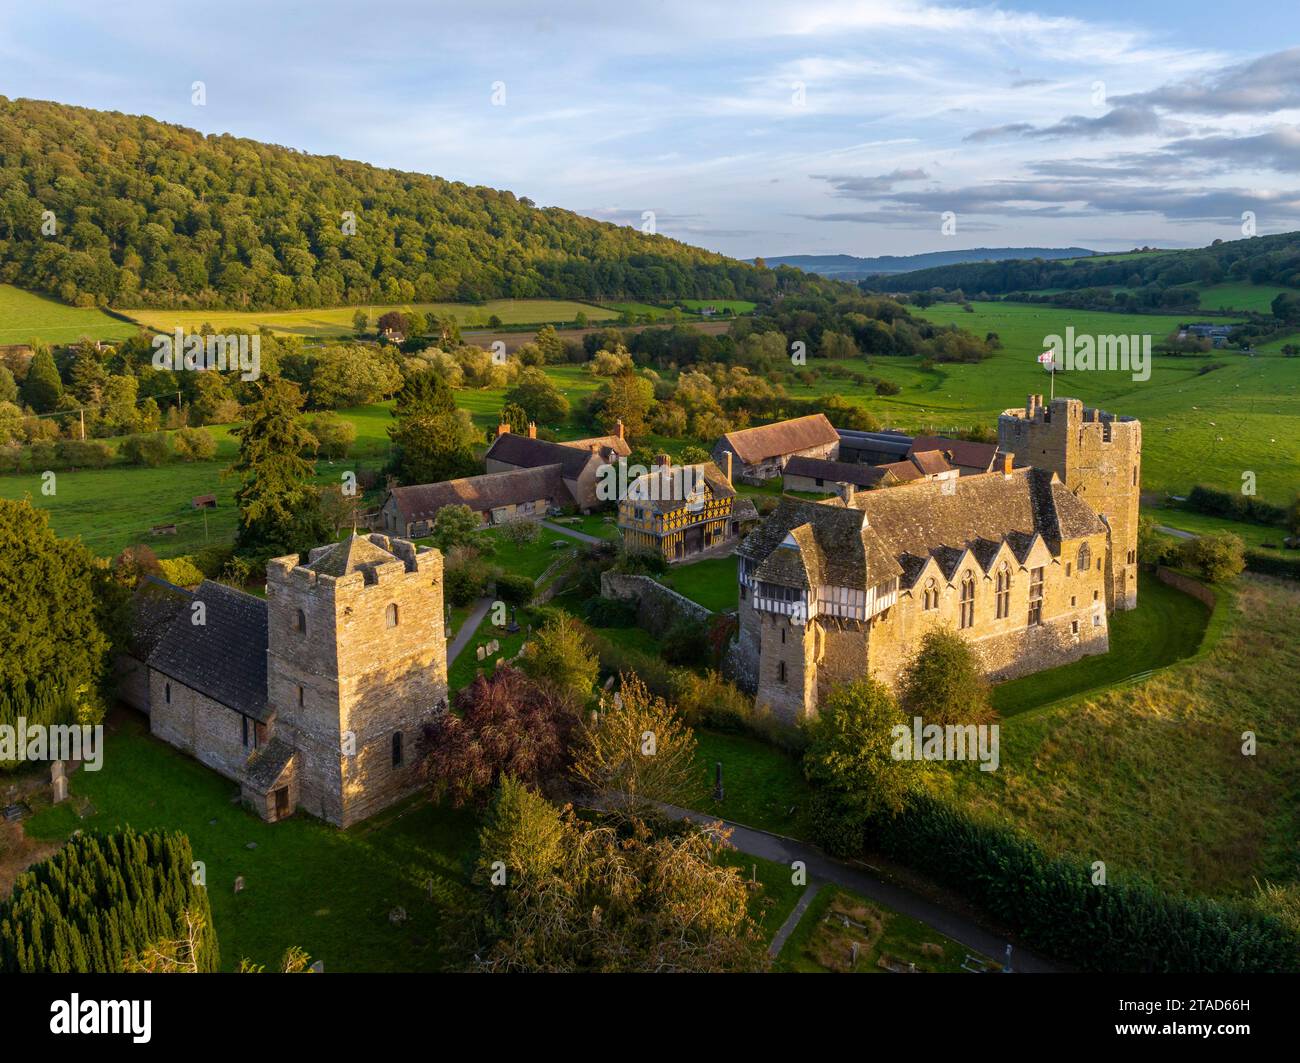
(756, 247), (1096, 278)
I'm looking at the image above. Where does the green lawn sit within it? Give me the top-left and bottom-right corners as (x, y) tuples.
(446, 606), (542, 693)
(117, 299), (617, 337)
(690, 730), (812, 839)
(775, 885), (997, 973)
(713, 850), (805, 945)
(0, 284), (138, 345)
(660, 555), (738, 612)
(22, 712), (478, 972)
(1192, 282), (1294, 314)
(991, 571), (1212, 716)
(1142, 504), (1292, 553)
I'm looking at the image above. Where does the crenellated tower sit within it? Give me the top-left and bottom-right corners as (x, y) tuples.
(265, 533), (447, 827)
(998, 395), (1141, 610)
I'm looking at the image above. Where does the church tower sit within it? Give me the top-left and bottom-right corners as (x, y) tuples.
(265, 534), (447, 827)
(998, 395), (1141, 610)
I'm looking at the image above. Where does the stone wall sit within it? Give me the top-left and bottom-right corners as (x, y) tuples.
(148, 669), (253, 782)
(115, 654), (151, 715)
(1156, 566), (1217, 609)
(600, 571), (714, 639)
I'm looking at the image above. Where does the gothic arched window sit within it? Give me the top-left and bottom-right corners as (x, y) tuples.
(959, 573), (976, 629)
(386, 603), (399, 628)
(1078, 542), (1091, 574)
(922, 579), (939, 611)
(995, 564), (1011, 619)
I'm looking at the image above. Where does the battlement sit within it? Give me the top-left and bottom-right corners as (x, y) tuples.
(265, 535), (440, 598)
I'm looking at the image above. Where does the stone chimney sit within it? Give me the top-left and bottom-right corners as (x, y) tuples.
(842, 482), (855, 505)
(527, 422), (537, 439)
(724, 450), (733, 484)
(654, 452), (671, 469)
(496, 421), (510, 438)
(1001, 451), (1014, 477)
(615, 419), (624, 441)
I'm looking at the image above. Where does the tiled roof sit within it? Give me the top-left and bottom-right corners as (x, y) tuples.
(783, 456), (895, 488)
(624, 461), (736, 514)
(127, 577), (193, 661)
(908, 449), (955, 476)
(388, 465), (567, 521)
(719, 414), (839, 465)
(486, 432), (614, 480)
(147, 580), (270, 721)
(741, 467), (1104, 592)
(244, 737), (297, 792)
(564, 434), (631, 458)
(908, 435), (999, 473)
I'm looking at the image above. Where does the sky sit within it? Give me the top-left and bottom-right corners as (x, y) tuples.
(2, 0), (1299, 260)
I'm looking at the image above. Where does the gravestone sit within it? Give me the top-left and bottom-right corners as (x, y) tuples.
(234, 876), (245, 893)
(51, 775), (68, 804)
(476, 645), (486, 661)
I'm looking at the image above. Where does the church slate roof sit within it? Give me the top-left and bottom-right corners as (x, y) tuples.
(147, 580), (270, 721)
(308, 534), (398, 579)
(244, 737), (297, 792)
(127, 576), (193, 661)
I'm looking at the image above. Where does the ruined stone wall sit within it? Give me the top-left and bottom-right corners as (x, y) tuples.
(599, 572), (714, 639)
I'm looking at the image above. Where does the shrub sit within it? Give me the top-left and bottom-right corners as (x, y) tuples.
(172, 427), (218, 462)
(865, 794), (1299, 973)
(494, 572), (535, 607)
(1178, 532), (1246, 583)
(519, 614), (599, 705)
(121, 432), (171, 467)
(55, 439), (112, 469)
(661, 616), (708, 666)
(159, 555), (205, 587)
(0, 829), (218, 973)
(615, 548), (668, 577)
(191, 543), (235, 579)
(446, 556), (491, 606)
(499, 519), (542, 547)
(1244, 549), (1300, 580)
(582, 596), (637, 627)
(898, 628), (996, 726)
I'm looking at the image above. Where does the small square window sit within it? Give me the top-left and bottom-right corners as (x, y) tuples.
(1071, 620), (1079, 636)
(1093, 614), (1102, 628)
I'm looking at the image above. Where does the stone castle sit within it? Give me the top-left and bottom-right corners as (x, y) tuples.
(121, 534), (448, 826)
(733, 396), (1141, 721)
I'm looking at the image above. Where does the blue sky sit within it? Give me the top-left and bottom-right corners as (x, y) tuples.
(3, 1), (1299, 259)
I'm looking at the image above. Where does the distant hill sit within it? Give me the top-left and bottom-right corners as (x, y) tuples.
(756, 247), (1095, 278)
(0, 97), (821, 311)
(870, 232), (1300, 300)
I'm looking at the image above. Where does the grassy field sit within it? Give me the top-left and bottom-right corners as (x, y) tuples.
(904, 302), (1300, 506)
(691, 729), (812, 839)
(775, 885), (997, 973)
(992, 572), (1210, 716)
(1143, 505), (1293, 552)
(117, 299), (617, 337)
(0, 284), (138, 345)
(1192, 282), (1294, 314)
(21, 711), (477, 972)
(944, 574), (1300, 898)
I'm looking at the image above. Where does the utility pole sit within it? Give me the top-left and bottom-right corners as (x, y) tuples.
(79, 408), (85, 441)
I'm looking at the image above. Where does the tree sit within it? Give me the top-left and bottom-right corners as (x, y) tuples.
(307, 411), (357, 459)
(572, 673), (696, 811)
(428, 504), (480, 551)
(173, 426), (217, 461)
(591, 370), (655, 439)
(388, 370), (480, 485)
(318, 483), (359, 536)
(121, 431), (172, 467)
(465, 782), (765, 972)
(898, 628), (996, 727)
(0, 499), (112, 721)
(503, 367), (570, 428)
(534, 324), (567, 364)
(424, 669), (577, 807)
(802, 678), (925, 856)
(1179, 532), (1246, 583)
(499, 401), (530, 434)
(229, 377), (328, 558)
(309, 344), (402, 408)
(21, 349), (62, 412)
(351, 308), (370, 335)
(519, 614), (598, 705)
(0, 829), (218, 973)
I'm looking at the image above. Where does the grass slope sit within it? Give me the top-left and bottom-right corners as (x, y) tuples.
(0, 285), (137, 345)
(118, 299), (617, 337)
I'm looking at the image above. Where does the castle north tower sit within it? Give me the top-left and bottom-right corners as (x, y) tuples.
(998, 395), (1141, 610)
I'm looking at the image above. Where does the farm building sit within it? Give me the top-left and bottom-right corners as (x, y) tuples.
(711, 413), (840, 484)
(484, 421), (631, 510)
(381, 464), (567, 536)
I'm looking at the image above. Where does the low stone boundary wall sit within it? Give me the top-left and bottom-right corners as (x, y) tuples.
(600, 572), (712, 637)
(1155, 566), (1217, 609)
